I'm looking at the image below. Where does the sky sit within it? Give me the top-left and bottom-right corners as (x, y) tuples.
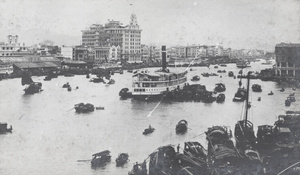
(0, 0), (299, 51)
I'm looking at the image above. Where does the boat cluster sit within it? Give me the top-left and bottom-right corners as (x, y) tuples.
(90, 150), (129, 168)
(162, 84), (226, 103)
(285, 93), (296, 106)
(128, 111), (300, 175)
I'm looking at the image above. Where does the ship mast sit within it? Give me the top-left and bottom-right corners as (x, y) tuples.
(244, 72), (251, 123)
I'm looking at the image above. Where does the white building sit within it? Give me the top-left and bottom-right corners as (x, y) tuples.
(60, 46), (74, 60)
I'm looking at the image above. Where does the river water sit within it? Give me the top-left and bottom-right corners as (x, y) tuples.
(0, 60), (299, 175)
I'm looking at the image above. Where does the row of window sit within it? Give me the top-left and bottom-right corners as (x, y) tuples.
(133, 88), (161, 92)
(2, 53), (13, 56)
(1, 47), (26, 50)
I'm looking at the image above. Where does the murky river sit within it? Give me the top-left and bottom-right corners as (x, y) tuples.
(0, 60), (299, 175)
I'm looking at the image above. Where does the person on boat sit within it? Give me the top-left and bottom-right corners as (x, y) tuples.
(177, 144), (180, 153)
(149, 124), (152, 130)
(134, 162), (139, 171)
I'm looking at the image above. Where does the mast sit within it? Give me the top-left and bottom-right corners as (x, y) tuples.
(161, 45), (167, 71)
(244, 72), (251, 122)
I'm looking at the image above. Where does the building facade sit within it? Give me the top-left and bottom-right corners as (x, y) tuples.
(81, 14), (142, 63)
(0, 35), (30, 57)
(275, 43), (300, 77)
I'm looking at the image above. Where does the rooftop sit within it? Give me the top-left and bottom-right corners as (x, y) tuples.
(276, 43), (300, 48)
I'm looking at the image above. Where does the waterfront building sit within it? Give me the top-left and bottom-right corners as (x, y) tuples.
(94, 45), (120, 63)
(141, 44), (150, 63)
(0, 35), (31, 57)
(275, 43), (300, 77)
(186, 45), (199, 58)
(81, 14), (142, 64)
(61, 46), (74, 60)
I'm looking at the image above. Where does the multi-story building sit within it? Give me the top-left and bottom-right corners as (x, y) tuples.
(61, 46), (74, 60)
(275, 43), (300, 77)
(141, 44), (150, 63)
(186, 45), (199, 58)
(81, 14), (142, 63)
(0, 35), (31, 57)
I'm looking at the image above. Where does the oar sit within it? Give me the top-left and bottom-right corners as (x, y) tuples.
(67, 107), (74, 112)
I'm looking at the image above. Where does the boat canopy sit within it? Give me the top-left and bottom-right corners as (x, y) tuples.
(92, 150), (110, 157)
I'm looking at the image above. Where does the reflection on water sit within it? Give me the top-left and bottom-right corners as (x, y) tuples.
(0, 62), (299, 175)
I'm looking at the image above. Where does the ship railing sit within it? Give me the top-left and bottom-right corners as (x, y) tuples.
(133, 77), (187, 83)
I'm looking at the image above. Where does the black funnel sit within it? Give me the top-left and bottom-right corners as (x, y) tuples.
(161, 45), (167, 71)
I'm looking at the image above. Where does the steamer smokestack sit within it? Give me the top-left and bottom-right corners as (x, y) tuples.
(161, 45), (167, 71)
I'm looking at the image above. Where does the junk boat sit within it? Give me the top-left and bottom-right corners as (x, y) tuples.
(191, 75), (200, 81)
(116, 153), (129, 167)
(131, 46), (187, 99)
(214, 83), (226, 92)
(175, 120), (188, 134)
(252, 84), (262, 92)
(0, 122), (12, 133)
(74, 103), (95, 113)
(91, 150), (111, 167)
(143, 125), (155, 135)
(21, 71), (43, 94)
(205, 126), (241, 174)
(216, 93), (225, 103)
(234, 72), (260, 161)
(256, 125), (274, 150)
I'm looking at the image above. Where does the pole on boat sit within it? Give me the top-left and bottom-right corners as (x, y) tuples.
(161, 45), (167, 71)
(245, 71), (251, 125)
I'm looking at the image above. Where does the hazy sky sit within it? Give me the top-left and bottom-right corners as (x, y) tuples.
(0, 0), (299, 51)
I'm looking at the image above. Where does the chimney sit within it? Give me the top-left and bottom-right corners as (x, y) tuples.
(161, 45), (167, 71)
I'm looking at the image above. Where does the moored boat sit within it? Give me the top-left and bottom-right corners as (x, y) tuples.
(256, 125), (274, 150)
(205, 126), (241, 174)
(0, 122), (12, 133)
(119, 88), (132, 99)
(252, 84), (262, 92)
(107, 79), (115, 84)
(43, 75), (52, 81)
(90, 78), (104, 83)
(143, 125), (155, 135)
(285, 98), (291, 106)
(74, 103), (95, 113)
(216, 93), (225, 103)
(21, 72), (43, 94)
(175, 120), (188, 134)
(116, 153), (129, 167)
(62, 82), (70, 88)
(191, 75), (200, 81)
(234, 72), (262, 166)
(233, 87), (246, 101)
(131, 46), (187, 99)
(91, 150), (111, 167)
(214, 83), (226, 92)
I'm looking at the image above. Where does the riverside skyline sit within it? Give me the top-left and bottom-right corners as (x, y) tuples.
(0, 0), (299, 51)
